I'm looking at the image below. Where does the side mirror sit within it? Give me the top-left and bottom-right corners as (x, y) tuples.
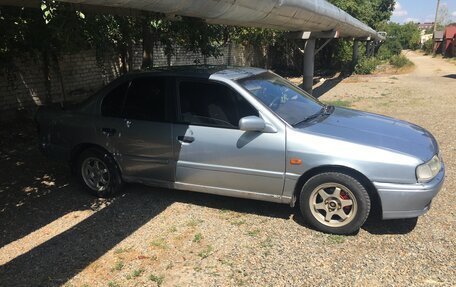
(239, 116), (277, 133)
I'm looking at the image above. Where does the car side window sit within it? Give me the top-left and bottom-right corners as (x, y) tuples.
(123, 77), (167, 122)
(101, 81), (129, 118)
(179, 81), (258, 128)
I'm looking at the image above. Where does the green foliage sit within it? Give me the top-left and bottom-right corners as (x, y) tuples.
(422, 39), (433, 55)
(316, 0), (395, 71)
(328, 0), (395, 28)
(0, 0), (399, 89)
(377, 38), (402, 60)
(378, 22), (421, 50)
(354, 57), (381, 74)
(389, 54), (413, 68)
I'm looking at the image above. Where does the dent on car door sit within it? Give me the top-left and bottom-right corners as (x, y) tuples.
(173, 80), (286, 198)
(100, 76), (174, 185)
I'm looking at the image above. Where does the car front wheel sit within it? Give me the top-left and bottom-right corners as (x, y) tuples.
(299, 172), (371, 235)
(76, 147), (123, 197)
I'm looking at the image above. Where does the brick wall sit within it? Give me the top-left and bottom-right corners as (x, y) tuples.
(0, 42), (257, 122)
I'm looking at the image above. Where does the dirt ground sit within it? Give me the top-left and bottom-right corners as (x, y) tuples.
(0, 51), (455, 287)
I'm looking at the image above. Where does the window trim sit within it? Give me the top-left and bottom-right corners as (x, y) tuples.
(175, 78), (259, 130)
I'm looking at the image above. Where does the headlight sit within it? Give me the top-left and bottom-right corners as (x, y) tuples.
(416, 155), (441, 182)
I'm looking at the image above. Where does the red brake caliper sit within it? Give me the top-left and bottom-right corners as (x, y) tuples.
(339, 191), (351, 213)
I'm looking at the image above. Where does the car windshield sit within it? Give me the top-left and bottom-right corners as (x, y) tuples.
(237, 72), (324, 125)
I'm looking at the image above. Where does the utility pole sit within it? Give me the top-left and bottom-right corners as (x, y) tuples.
(433, 0), (440, 32)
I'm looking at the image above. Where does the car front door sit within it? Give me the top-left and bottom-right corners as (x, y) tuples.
(172, 79), (286, 199)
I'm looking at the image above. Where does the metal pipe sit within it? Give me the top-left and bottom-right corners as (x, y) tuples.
(54, 0), (384, 40)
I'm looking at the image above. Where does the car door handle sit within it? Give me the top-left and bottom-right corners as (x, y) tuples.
(102, 127), (117, 136)
(177, 136), (195, 143)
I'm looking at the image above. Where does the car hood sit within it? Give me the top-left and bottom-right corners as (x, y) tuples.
(297, 107), (438, 161)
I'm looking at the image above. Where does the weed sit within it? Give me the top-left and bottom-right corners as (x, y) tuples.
(198, 245), (214, 259)
(390, 76), (399, 80)
(114, 247), (131, 254)
(187, 218), (204, 227)
(261, 236), (274, 248)
(246, 229), (261, 237)
(323, 99), (352, 107)
(193, 233), (203, 243)
(132, 268), (144, 278)
(150, 238), (168, 249)
(108, 282), (120, 287)
(231, 219), (246, 226)
(168, 226), (177, 233)
(149, 274), (165, 286)
(111, 260), (124, 272)
(219, 258), (234, 267)
(327, 234), (346, 244)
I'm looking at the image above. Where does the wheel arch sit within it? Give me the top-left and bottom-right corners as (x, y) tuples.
(70, 143), (121, 174)
(294, 165), (382, 216)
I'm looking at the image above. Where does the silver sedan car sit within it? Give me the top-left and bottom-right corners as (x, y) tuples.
(36, 66), (445, 234)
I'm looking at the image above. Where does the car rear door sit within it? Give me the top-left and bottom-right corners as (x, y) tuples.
(109, 76), (174, 186)
(172, 79), (286, 198)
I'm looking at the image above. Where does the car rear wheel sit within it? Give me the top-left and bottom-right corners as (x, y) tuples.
(299, 172), (370, 235)
(76, 147), (123, 197)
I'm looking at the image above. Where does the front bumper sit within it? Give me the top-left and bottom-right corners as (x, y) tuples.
(374, 165), (445, 220)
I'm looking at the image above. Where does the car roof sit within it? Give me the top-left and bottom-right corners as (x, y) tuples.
(122, 65), (266, 81)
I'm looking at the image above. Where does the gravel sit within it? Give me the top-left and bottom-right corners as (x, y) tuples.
(0, 51), (454, 287)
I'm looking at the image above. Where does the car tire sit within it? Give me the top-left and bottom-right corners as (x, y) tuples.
(76, 147), (123, 197)
(299, 172), (370, 235)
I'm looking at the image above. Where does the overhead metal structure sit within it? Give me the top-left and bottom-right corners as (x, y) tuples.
(5, 0), (385, 94)
(53, 0), (384, 41)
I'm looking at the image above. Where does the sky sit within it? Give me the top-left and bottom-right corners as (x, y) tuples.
(391, 0), (456, 24)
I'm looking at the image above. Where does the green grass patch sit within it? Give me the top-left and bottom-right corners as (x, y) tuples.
(111, 260), (124, 272)
(327, 234), (346, 244)
(261, 236), (274, 248)
(193, 233), (203, 243)
(131, 268), (144, 278)
(150, 238), (168, 249)
(114, 247), (131, 254)
(246, 229), (261, 237)
(198, 245), (214, 259)
(231, 219), (246, 226)
(149, 274), (165, 286)
(108, 282), (120, 287)
(187, 218), (204, 227)
(323, 99), (352, 107)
